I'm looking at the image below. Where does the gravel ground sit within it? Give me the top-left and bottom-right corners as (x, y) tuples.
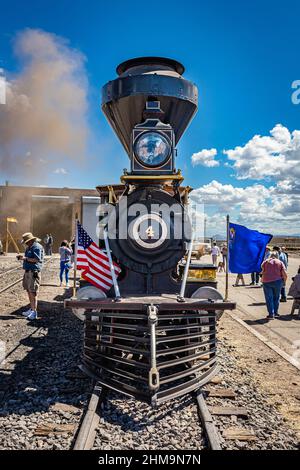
(0, 269), (24, 291)
(92, 335), (299, 451)
(93, 393), (205, 451)
(0, 256), (20, 274)
(0, 257), (93, 450)
(205, 339), (299, 450)
(0, 255), (299, 450)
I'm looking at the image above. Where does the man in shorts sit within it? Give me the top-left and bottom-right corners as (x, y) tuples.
(17, 232), (44, 320)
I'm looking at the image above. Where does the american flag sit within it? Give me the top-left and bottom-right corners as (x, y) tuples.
(76, 221), (121, 291)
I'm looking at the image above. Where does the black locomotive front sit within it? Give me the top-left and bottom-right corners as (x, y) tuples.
(66, 57), (235, 406)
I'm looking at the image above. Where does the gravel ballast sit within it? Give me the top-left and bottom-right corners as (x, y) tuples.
(0, 256), (299, 450)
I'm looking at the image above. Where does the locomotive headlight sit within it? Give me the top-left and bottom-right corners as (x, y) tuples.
(134, 132), (171, 167)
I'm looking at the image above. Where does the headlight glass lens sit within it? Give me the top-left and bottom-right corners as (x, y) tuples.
(134, 132), (170, 167)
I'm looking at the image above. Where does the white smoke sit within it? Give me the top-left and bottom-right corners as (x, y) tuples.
(0, 29), (89, 179)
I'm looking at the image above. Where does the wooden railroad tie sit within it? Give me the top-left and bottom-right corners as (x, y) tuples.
(51, 402), (81, 414)
(206, 388), (236, 399)
(223, 427), (257, 441)
(34, 422), (76, 436)
(209, 406), (248, 418)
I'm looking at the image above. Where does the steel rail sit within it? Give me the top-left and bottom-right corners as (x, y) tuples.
(196, 390), (222, 450)
(0, 258), (55, 368)
(0, 277), (24, 295)
(72, 383), (222, 450)
(0, 258), (52, 296)
(0, 266), (22, 280)
(73, 383), (104, 450)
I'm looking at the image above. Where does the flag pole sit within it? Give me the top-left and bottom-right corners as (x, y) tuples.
(103, 229), (121, 299)
(73, 213), (78, 298)
(178, 231), (195, 301)
(225, 214), (229, 300)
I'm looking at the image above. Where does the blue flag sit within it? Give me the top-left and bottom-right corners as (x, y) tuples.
(229, 223), (272, 274)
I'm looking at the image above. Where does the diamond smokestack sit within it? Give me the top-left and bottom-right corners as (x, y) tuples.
(101, 57), (198, 156)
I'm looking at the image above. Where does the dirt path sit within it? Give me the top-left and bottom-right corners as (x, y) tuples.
(219, 313), (300, 440)
(0, 256), (93, 450)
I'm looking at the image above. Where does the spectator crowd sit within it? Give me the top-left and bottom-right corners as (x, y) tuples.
(212, 243), (300, 320)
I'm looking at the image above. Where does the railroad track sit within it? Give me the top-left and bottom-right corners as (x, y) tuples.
(72, 383), (227, 450)
(73, 372), (270, 451)
(73, 383), (104, 450)
(0, 258), (53, 295)
(0, 275), (25, 295)
(0, 255), (297, 450)
(0, 257), (57, 367)
(0, 265), (22, 280)
(1, 315), (296, 450)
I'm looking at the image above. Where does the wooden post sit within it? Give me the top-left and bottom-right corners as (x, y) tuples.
(7, 229), (20, 253)
(225, 214), (229, 300)
(5, 218), (9, 254)
(73, 213), (78, 298)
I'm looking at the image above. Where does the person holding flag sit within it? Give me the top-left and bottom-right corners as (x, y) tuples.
(228, 221), (288, 319)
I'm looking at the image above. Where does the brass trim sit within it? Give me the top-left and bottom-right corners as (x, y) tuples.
(120, 174), (184, 183)
(107, 185), (118, 203)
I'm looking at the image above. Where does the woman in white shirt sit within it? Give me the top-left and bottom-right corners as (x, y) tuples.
(211, 243), (220, 266)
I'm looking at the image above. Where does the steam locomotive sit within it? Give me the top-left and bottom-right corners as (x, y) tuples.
(66, 58), (235, 406)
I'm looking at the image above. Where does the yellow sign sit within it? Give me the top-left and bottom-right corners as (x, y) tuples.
(187, 268), (217, 282)
(7, 217), (17, 223)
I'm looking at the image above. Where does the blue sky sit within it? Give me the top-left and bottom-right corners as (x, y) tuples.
(0, 0), (300, 234)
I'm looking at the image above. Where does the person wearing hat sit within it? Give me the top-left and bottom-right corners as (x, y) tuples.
(17, 232), (44, 320)
(264, 246), (271, 260)
(273, 246), (288, 302)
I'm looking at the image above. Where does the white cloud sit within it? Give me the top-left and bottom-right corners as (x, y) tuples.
(190, 180), (300, 236)
(188, 124), (300, 235)
(191, 148), (219, 167)
(53, 167), (67, 174)
(274, 179), (300, 194)
(223, 124), (300, 181)
(190, 180), (271, 208)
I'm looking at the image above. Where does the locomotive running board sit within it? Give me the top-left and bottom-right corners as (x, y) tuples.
(65, 296), (236, 405)
(65, 298), (236, 311)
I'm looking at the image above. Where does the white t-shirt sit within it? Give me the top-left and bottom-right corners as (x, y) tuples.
(59, 246), (72, 262)
(211, 246), (220, 256)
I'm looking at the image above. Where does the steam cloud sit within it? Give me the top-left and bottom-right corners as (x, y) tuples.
(0, 29), (89, 180)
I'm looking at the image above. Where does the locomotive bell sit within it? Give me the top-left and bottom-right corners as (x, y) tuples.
(101, 57), (198, 157)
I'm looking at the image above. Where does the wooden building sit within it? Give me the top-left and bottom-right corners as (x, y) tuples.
(0, 184), (100, 252)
